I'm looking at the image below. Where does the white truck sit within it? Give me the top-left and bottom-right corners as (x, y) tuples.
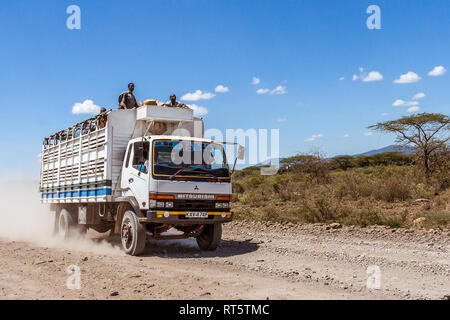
(40, 106), (243, 255)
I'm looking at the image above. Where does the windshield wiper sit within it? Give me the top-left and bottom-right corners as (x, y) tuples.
(169, 168), (187, 180)
(190, 167), (222, 180)
(169, 167), (193, 180)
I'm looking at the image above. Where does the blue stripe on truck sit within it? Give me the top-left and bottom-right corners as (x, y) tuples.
(40, 187), (112, 199)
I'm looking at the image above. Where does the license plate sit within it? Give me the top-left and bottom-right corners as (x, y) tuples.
(185, 212), (208, 218)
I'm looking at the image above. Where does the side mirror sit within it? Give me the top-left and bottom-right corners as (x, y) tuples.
(237, 145), (245, 160)
(231, 145), (245, 176)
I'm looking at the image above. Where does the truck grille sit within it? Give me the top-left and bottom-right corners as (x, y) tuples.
(174, 200), (216, 211)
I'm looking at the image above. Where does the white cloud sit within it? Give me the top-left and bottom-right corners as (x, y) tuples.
(251, 77), (260, 85)
(412, 92), (426, 100)
(362, 71), (384, 82)
(304, 133), (324, 142)
(187, 104), (208, 117)
(407, 106), (420, 113)
(393, 71), (421, 84)
(428, 65), (446, 76)
(381, 112), (389, 116)
(256, 88), (270, 94)
(72, 99), (101, 114)
(215, 85), (229, 93)
(342, 134), (349, 138)
(276, 118), (287, 123)
(364, 131), (374, 136)
(352, 68), (383, 82)
(256, 84), (287, 95)
(181, 90), (215, 101)
(271, 85), (287, 95)
(339, 77), (345, 81)
(392, 99), (419, 107)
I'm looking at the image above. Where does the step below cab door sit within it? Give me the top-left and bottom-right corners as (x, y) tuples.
(121, 140), (150, 210)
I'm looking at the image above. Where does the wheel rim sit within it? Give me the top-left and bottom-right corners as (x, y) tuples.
(121, 218), (134, 250)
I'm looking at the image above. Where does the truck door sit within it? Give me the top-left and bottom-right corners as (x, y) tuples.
(121, 141), (150, 210)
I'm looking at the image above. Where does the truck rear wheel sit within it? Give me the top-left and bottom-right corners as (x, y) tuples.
(58, 209), (74, 239)
(120, 210), (146, 256)
(196, 223), (222, 251)
(57, 208), (87, 239)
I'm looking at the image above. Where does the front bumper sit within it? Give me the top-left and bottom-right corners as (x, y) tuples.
(139, 211), (233, 225)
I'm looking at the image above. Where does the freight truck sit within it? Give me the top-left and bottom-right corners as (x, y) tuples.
(40, 106), (244, 255)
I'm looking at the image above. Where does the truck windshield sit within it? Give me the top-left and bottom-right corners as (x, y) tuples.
(153, 140), (230, 180)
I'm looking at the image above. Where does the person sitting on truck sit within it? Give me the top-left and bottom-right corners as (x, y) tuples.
(118, 83), (142, 109)
(97, 107), (108, 129)
(164, 94), (190, 109)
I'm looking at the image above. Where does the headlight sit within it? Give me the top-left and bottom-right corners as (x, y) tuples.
(165, 201), (173, 208)
(156, 201), (165, 208)
(216, 202), (229, 208)
(149, 200), (157, 208)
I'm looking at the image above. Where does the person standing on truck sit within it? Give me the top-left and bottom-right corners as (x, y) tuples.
(118, 83), (142, 109)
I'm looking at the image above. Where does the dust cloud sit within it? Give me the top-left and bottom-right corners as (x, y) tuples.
(0, 178), (123, 255)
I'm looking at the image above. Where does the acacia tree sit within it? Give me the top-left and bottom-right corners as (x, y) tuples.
(330, 155), (354, 171)
(368, 113), (449, 177)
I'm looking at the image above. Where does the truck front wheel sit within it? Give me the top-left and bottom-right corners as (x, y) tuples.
(120, 210), (146, 256)
(196, 223), (222, 251)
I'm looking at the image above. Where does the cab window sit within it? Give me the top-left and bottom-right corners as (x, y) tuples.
(132, 141), (149, 174)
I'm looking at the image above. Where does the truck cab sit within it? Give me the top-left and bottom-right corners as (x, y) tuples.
(120, 135), (233, 224)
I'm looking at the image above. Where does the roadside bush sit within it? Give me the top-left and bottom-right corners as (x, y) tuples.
(248, 176), (263, 188)
(232, 181), (245, 194)
(281, 153), (330, 183)
(339, 208), (408, 228)
(231, 159), (449, 229)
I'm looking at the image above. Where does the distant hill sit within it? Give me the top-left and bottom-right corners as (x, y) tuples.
(352, 145), (414, 157)
(251, 145), (414, 167)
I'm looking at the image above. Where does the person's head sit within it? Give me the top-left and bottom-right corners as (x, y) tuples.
(100, 107), (106, 113)
(128, 83), (135, 92)
(170, 94), (176, 103)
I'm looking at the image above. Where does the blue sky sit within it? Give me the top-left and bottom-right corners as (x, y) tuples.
(0, 0), (449, 177)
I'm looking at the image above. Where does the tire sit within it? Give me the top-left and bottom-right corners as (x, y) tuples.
(57, 208), (87, 239)
(196, 223), (222, 251)
(120, 210), (146, 256)
(58, 209), (74, 239)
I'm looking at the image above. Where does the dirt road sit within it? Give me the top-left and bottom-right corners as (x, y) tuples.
(0, 221), (448, 300)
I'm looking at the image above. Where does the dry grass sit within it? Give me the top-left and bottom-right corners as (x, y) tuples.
(232, 164), (450, 229)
